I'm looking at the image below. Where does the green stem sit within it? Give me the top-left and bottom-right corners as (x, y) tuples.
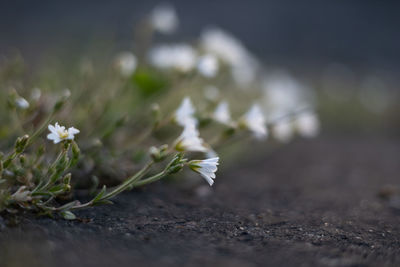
(131, 170), (167, 187)
(27, 111), (55, 147)
(99, 160), (154, 200)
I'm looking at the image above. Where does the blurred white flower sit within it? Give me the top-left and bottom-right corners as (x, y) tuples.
(150, 3), (179, 34)
(271, 119), (294, 143)
(231, 59), (257, 86)
(200, 27), (258, 86)
(115, 52), (137, 77)
(294, 111), (320, 138)
(175, 123), (207, 152)
(47, 122), (80, 144)
(175, 97), (197, 127)
(31, 88), (42, 101)
(197, 54), (219, 78)
(201, 27), (248, 66)
(241, 104), (267, 139)
(15, 97), (29, 109)
(189, 157), (219, 186)
(213, 101), (231, 125)
(11, 186), (32, 202)
(149, 44), (197, 72)
(263, 72), (305, 114)
(203, 85), (220, 101)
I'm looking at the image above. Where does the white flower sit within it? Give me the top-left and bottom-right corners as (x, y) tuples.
(175, 123), (207, 152)
(115, 52), (137, 77)
(11, 186), (32, 202)
(262, 71), (314, 115)
(189, 157), (219, 186)
(15, 97), (29, 109)
(213, 101), (231, 125)
(272, 119), (294, 143)
(197, 54), (219, 78)
(175, 97), (197, 127)
(200, 27), (247, 66)
(149, 44), (197, 72)
(31, 88), (42, 101)
(47, 122), (80, 144)
(294, 111), (320, 138)
(150, 3), (179, 34)
(200, 27), (258, 86)
(241, 104), (267, 139)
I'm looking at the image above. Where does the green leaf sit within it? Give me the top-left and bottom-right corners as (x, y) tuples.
(92, 185), (107, 203)
(132, 68), (167, 97)
(61, 210), (76, 220)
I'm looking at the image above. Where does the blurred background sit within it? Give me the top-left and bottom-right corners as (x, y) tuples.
(1, 0), (399, 134)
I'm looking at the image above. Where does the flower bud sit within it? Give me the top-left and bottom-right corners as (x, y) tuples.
(15, 135), (29, 153)
(63, 173), (72, 185)
(19, 154), (26, 166)
(149, 144), (168, 162)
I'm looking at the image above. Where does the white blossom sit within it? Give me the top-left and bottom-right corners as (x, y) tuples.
(115, 52), (137, 77)
(189, 157), (219, 186)
(272, 119), (294, 143)
(174, 97), (197, 127)
(213, 101), (231, 125)
(197, 54), (219, 78)
(31, 88), (42, 101)
(150, 3), (179, 34)
(11, 186), (32, 202)
(241, 104), (267, 139)
(294, 111), (320, 138)
(200, 27), (258, 86)
(47, 122), (80, 144)
(200, 27), (248, 66)
(175, 123), (207, 152)
(15, 97), (29, 109)
(149, 44), (197, 72)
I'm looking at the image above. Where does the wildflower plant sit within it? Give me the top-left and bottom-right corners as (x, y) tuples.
(0, 3), (320, 220)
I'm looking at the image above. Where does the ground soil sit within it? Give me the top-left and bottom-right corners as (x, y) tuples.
(1, 135), (400, 267)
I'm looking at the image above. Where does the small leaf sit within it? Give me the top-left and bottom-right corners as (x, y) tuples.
(92, 185), (107, 203)
(61, 210), (76, 220)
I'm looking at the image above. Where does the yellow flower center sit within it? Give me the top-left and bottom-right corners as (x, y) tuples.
(58, 130), (69, 139)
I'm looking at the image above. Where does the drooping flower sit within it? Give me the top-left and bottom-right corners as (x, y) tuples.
(47, 122), (80, 144)
(15, 97), (29, 109)
(174, 97), (197, 127)
(149, 44), (197, 72)
(294, 111), (320, 138)
(189, 157), (219, 186)
(175, 123), (207, 152)
(115, 52), (137, 77)
(213, 101), (231, 125)
(150, 3), (179, 34)
(197, 54), (219, 78)
(241, 104), (267, 139)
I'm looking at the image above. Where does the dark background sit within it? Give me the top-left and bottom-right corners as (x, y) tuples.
(1, 0), (400, 71)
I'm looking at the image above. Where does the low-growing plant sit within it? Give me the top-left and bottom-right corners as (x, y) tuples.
(0, 3), (320, 220)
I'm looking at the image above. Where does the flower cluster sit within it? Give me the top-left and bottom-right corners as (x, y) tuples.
(0, 3), (320, 221)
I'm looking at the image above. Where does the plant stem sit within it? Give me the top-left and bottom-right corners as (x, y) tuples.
(27, 111), (55, 147)
(99, 160), (154, 200)
(131, 170), (167, 187)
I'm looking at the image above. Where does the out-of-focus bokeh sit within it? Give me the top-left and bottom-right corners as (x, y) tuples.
(1, 0), (399, 135)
